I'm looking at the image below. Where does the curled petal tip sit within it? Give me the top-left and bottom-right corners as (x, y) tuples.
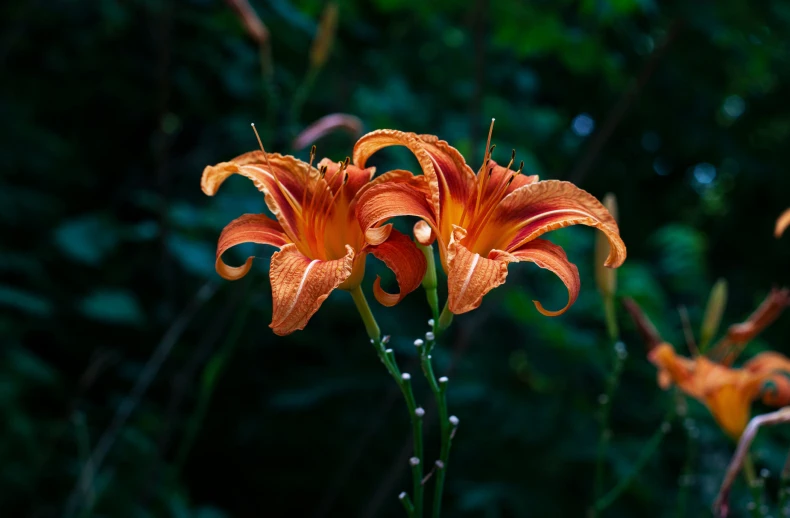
(532, 299), (568, 317)
(776, 208), (790, 238)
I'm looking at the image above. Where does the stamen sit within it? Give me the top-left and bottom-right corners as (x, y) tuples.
(505, 149), (516, 171)
(302, 145), (319, 209)
(516, 160), (524, 175)
(251, 123), (274, 172)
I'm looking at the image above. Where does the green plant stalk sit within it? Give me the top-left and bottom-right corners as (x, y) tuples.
(437, 302), (453, 334)
(290, 67), (319, 133)
(603, 295), (619, 342)
(350, 286), (424, 516)
(674, 414), (696, 518)
(592, 341), (626, 514)
(416, 242), (440, 325)
(777, 451), (790, 514)
(743, 454), (762, 518)
(420, 334), (452, 518)
(175, 296), (252, 471)
(594, 407), (674, 512)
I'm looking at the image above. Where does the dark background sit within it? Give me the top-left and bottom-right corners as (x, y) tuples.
(3, 0), (790, 516)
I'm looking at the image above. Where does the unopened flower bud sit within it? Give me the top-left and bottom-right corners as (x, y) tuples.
(401, 373), (411, 381)
(425, 331), (435, 341)
(449, 415), (459, 426)
(414, 339), (424, 347)
(415, 407), (425, 417)
(409, 457), (420, 466)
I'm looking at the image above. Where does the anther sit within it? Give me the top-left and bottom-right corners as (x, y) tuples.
(343, 171), (349, 185)
(516, 160), (524, 175)
(319, 164), (328, 178)
(309, 145), (317, 167)
(505, 149), (516, 170)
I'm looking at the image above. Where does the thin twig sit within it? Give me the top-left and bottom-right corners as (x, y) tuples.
(713, 407), (790, 517)
(62, 281), (218, 518)
(568, 19), (682, 185)
(677, 305), (699, 356)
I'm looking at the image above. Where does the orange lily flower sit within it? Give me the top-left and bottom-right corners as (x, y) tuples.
(776, 208), (790, 238)
(626, 292), (790, 439)
(352, 126), (627, 315)
(201, 147), (426, 335)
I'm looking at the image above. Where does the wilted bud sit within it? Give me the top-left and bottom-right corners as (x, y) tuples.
(726, 288), (790, 345)
(309, 2), (339, 70)
(622, 297), (663, 350)
(292, 113), (363, 151)
(225, 0), (269, 45)
(776, 208), (790, 238)
(595, 193), (618, 298)
(699, 278), (728, 351)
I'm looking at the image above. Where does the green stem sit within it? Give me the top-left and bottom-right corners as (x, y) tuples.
(743, 455), (762, 518)
(674, 415), (696, 518)
(421, 334), (453, 518)
(437, 302), (453, 335)
(416, 242), (440, 325)
(259, 42), (277, 141)
(603, 295), (619, 342)
(290, 67), (319, 132)
(777, 449), (790, 515)
(594, 408), (674, 512)
(351, 287), (424, 516)
(175, 295), (252, 471)
(592, 340), (627, 513)
(350, 286), (381, 343)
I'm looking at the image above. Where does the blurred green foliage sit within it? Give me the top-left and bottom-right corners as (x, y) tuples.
(2, 0), (790, 516)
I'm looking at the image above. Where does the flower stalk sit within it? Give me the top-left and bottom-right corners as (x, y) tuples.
(350, 286), (425, 516)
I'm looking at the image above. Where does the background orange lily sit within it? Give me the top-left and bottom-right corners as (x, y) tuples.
(353, 128), (627, 315)
(626, 290), (790, 439)
(201, 148), (426, 335)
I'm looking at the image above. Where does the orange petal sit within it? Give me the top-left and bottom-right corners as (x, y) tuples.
(365, 223), (393, 246)
(776, 208), (790, 238)
(268, 244), (354, 335)
(486, 159), (539, 198)
(446, 226), (515, 314)
(704, 383), (755, 439)
(648, 344), (696, 392)
(202, 152), (315, 239)
(292, 113), (363, 151)
(510, 239), (580, 316)
(215, 214), (288, 280)
(413, 220), (435, 246)
(744, 351), (790, 407)
(356, 181), (440, 246)
(493, 180), (626, 268)
(353, 130), (475, 223)
(368, 229), (428, 306)
(316, 157), (374, 201)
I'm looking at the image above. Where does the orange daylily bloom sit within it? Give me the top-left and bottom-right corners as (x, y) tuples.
(651, 344), (790, 439)
(201, 149), (426, 335)
(776, 208), (790, 238)
(711, 288), (790, 365)
(626, 293), (790, 439)
(352, 128), (627, 315)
